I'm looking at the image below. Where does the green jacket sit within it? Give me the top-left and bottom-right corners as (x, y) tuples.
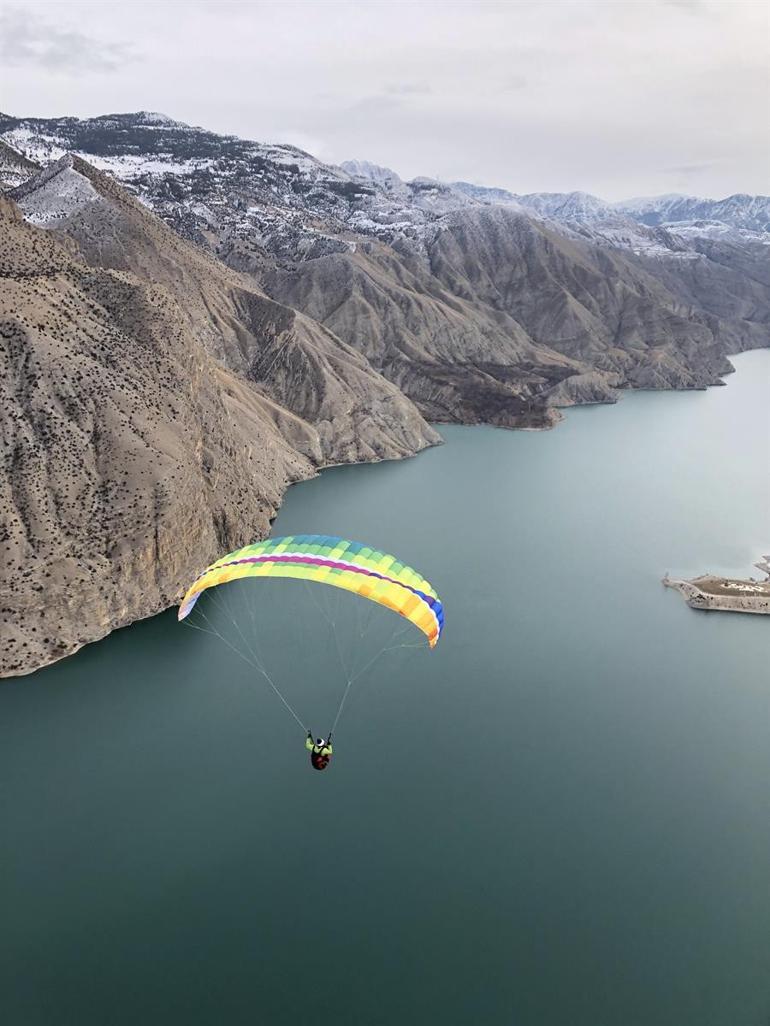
(306, 737), (333, 756)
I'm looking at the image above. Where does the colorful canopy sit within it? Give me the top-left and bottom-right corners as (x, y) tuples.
(178, 535), (444, 647)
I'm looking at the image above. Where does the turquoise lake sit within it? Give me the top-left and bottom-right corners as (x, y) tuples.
(1, 350), (768, 1025)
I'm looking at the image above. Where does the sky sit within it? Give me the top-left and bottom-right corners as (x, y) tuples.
(1, 0), (768, 200)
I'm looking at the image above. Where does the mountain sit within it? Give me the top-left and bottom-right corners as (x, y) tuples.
(0, 193), (305, 675)
(8, 153), (435, 462)
(0, 138), (39, 189)
(0, 111), (411, 254)
(4, 113), (765, 428)
(616, 193), (770, 233)
(341, 159), (408, 198)
(515, 190), (617, 222)
(4, 112), (767, 241)
(451, 181), (520, 206)
(0, 155), (437, 676)
(263, 202), (752, 428)
(1, 112), (767, 673)
(450, 181), (770, 238)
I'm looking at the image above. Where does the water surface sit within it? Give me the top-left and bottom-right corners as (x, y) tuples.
(2, 351), (768, 1025)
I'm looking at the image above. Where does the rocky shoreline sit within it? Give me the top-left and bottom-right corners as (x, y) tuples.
(0, 190), (438, 680)
(663, 557), (770, 615)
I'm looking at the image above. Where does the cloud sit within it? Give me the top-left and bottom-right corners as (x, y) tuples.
(0, 6), (134, 73)
(346, 94), (406, 115)
(0, 0), (765, 199)
(500, 73), (528, 91)
(664, 161), (717, 177)
(659, 0), (709, 12)
(385, 82), (432, 96)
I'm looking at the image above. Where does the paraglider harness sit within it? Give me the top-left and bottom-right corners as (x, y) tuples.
(307, 731), (333, 771)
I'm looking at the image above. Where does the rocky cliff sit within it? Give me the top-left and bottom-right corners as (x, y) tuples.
(0, 174), (436, 677)
(264, 205), (755, 426)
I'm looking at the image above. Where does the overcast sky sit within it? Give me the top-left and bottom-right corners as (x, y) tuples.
(1, 0), (767, 200)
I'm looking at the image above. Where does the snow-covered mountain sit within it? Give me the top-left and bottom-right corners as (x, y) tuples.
(0, 111), (456, 262)
(340, 159), (408, 198)
(504, 189), (770, 236)
(515, 190), (617, 222)
(616, 193), (770, 233)
(2, 110), (767, 421)
(451, 181), (520, 206)
(451, 182), (770, 237)
(0, 137), (39, 188)
(3, 111), (767, 261)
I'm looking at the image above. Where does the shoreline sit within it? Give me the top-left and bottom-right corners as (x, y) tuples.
(1, 441), (436, 682)
(7, 353), (767, 680)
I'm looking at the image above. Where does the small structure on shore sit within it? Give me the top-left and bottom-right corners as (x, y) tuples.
(663, 556), (770, 615)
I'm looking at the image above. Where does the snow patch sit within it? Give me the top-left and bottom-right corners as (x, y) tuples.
(16, 166), (100, 226)
(2, 127), (67, 164)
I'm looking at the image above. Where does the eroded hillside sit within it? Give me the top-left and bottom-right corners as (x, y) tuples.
(0, 188), (436, 677)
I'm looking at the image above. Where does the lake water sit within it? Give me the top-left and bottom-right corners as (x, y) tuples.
(1, 350), (768, 1026)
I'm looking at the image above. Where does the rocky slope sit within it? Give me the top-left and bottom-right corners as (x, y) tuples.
(265, 204), (764, 425)
(0, 139), (39, 189)
(0, 196), (303, 675)
(9, 154), (437, 464)
(0, 162), (437, 677)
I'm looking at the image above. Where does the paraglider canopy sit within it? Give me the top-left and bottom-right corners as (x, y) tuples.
(179, 535), (444, 647)
(178, 535), (444, 749)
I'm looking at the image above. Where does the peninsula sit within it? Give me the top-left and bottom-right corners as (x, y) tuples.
(663, 557), (770, 615)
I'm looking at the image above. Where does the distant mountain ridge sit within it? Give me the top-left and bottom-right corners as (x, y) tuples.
(2, 111), (767, 424)
(456, 185), (770, 234)
(615, 193), (770, 232)
(4, 111), (766, 242)
(342, 162), (770, 236)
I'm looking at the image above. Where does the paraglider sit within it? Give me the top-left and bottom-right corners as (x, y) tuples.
(178, 535), (444, 769)
(306, 731), (333, 771)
